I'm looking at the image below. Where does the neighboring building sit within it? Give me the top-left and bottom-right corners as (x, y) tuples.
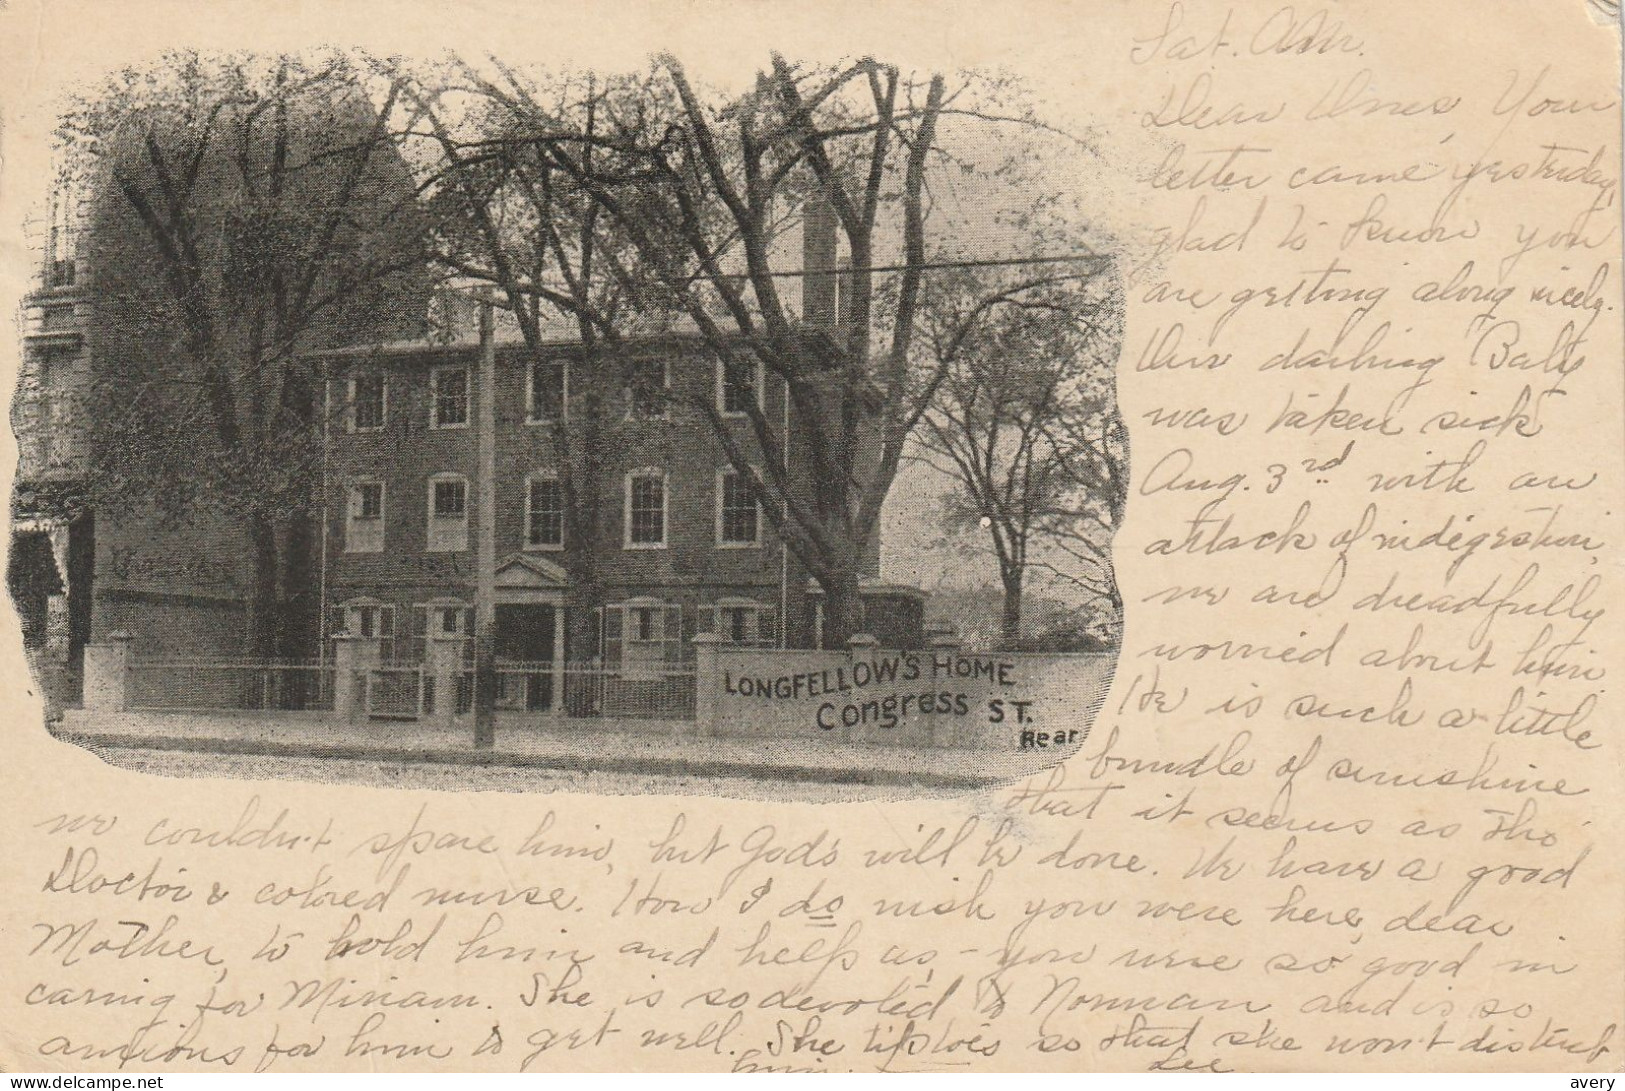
(312, 318), (927, 709)
(9, 210), (94, 700)
(10, 80), (430, 695)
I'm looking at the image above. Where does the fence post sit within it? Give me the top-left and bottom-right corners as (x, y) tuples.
(83, 630), (134, 713)
(332, 634), (380, 723)
(426, 634), (468, 730)
(691, 633), (722, 736)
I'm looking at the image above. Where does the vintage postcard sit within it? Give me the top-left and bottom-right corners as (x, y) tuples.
(0, 0), (1619, 1074)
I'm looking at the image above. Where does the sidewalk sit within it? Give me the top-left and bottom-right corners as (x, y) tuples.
(55, 708), (1059, 790)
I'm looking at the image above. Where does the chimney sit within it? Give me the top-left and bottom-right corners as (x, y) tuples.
(802, 195), (838, 327)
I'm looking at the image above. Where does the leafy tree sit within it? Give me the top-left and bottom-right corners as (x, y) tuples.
(912, 260), (1125, 649)
(58, 50), (429, 655)
(434, 54), (1093, 647)
(398, 62), (696, 658)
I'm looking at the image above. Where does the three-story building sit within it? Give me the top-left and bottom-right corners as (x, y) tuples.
(312, 315), (926, 710)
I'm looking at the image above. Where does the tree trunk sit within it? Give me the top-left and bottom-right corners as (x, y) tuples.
(1000, 567), (1024, 651)
(820, 569), (865, 650)
(278, 509), (318, 660)
(248, 511), (281, 659)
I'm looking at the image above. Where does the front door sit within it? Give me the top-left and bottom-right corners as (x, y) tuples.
(495, 603), (556, 711)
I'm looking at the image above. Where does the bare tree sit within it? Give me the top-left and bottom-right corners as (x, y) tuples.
(432, 54), (1100, 647)
(59, 50), (429, 656)
(396, 64), (688, 659)
(912, 262), (1125, 649)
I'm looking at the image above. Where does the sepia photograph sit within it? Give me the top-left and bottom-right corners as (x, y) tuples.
(2, 0), (1619, 1077)
(16, 49), (1125, 798)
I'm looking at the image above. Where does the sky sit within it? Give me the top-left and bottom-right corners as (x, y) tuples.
(18, 50), (1127, 612)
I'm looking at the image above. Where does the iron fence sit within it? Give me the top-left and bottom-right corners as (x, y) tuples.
(124, 657), (697, 722)
(490, 661), (695, 720)
(128, 660), (335, 713)
(365, 665), (424, 720)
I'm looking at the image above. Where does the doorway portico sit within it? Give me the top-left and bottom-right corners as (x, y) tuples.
(493, 553), (569, 714)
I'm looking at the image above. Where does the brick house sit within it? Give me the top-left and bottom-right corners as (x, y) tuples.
(10, 87), (430, 691)
(311, 315), (926, 709)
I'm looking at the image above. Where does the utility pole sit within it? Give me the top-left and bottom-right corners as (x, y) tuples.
(473, 293), (498, 748)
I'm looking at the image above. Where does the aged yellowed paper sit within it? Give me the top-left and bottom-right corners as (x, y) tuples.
(0, 0), (1620, 1074)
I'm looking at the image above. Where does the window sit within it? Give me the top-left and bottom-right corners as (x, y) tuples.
(412, 602), (475, 637)
(717, 469), (760, 547)
(406, 602), (474, 670)
(432, 367), (469, 428)
(717, 352), (763, 416)
(528, 359), (567, 423)
(526, 474), (565, 550)
(702, 599), (779, 647)
(625, 469), (667, 549)
(626, 359), (668, 420)
(428, 474), (469, 552)
(602, 600), (683, 680)
(439, 605), (474, 635)
(627, 606), (663, 678)
(345, 481), (384, 553)
(350, 374), (386, 432)
(329, 600), (397, 661)
(353, 604), (392, 637)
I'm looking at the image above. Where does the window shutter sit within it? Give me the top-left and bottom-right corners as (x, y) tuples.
(698, 604), (716, 635)
(760, 606), (779, 646)
(378, 606), (391, 659)
(462, 607), (476, 636)
(602, 606), (622, 670)
(327, 606), (346, 638)
(411, 606), (428, 636)
(663, 604), (683, 665)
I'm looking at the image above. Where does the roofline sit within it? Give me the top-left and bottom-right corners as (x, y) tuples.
(303, 328), (746, 362)
(805, 579), (927, 601)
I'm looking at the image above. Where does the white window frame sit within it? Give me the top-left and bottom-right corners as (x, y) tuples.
(430, 365), (470, 430)
(427, 472), (470, 553)
(625, 358), (670, 421)
(623, 467), (668, 550)
(705, 596), (778, 648)
(605, 597), (682, 681)
(525, 471), (566, 552)
(345, 479), (385, 554)
(406, 599), (474, 672)
(526, 357), (569, 424)
(715, 466), (762, 548)
(413, 599), (475, 637)
(715, 351), (765, 417)
(347, 373), (387, 433)
(334, 597), (397, 660)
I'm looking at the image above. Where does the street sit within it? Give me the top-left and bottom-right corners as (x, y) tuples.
(84, 744), (931, 803)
